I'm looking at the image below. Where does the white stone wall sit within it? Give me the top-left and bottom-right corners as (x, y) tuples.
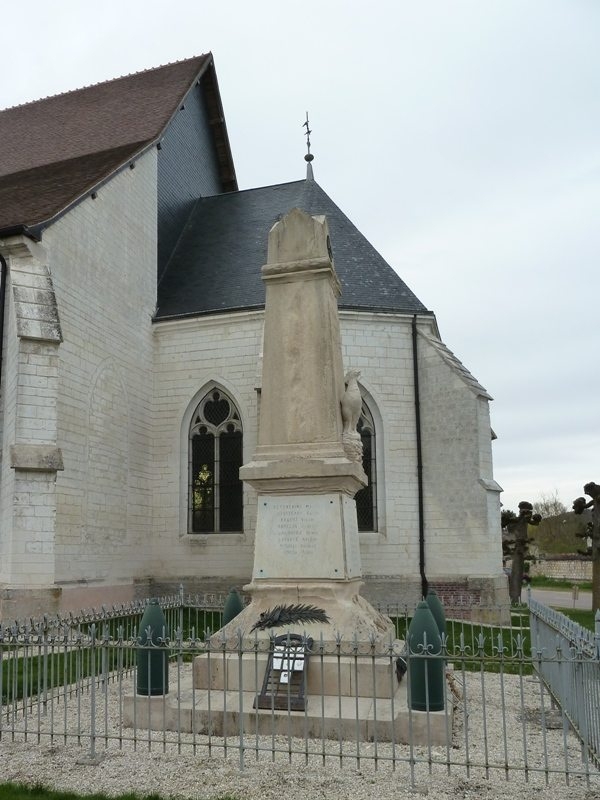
(418, 331), (503, 580)
(152, 309), (504, 596)
(10, 338), (61, 588)
(2, 162), (505, 613)
(151, 311), (264, 582)
(14, 339), (60, 445)
(9, 471), (58, 587)
(530, 559), (592, 581)
(341, 312), (502, 590)
(41, 151), (158, 593)
(0, 274), (19, 584)
(340, 311), (420, 578)
(0, 238), (64, 593)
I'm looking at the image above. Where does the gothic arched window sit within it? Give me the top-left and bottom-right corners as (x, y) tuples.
(188, 389), (243, 533)
(355, 403), (377, 532)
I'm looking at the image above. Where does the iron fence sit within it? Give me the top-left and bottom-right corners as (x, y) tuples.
(1, 598), (598, 790)
(529, 597), (600, 768)
(0, 587), (232, 640)
(1, 591), (531, 653)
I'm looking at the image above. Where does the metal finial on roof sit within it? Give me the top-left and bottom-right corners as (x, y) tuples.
(302, 112), (314, 180)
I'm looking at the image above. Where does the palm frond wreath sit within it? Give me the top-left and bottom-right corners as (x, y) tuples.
(250, 603), (330, 632)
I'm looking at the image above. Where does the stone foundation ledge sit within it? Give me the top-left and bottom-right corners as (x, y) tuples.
(123, 681), (451, 747)
(193, 647), (404, 698)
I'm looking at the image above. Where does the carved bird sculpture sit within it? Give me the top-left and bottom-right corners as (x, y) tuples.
(341, 369), (362, 433)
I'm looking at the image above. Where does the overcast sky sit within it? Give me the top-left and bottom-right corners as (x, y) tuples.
(1, 0), (598, 513)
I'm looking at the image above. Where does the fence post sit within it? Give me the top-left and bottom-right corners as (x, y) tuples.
(76, 623), (104, 765)
(237, 628), (245, 771)
(42, 615), (49, 716)
(179, 583), (184, 642)
(90, 623), (97, 761)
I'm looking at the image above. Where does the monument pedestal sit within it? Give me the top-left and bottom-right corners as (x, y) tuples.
(124, 208), (451, 747)
(211, 484), (394, 647)
(210, 578), (394, 648)
(127, 648), (450, 747)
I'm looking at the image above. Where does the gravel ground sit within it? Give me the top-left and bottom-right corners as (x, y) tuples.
(1, 668), (598, 800)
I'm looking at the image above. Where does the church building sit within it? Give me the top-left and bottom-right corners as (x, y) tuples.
(0, 54), (506, 619)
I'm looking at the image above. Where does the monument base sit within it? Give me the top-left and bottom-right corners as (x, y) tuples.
(209, 578), (395, 650)
(125, 684), (450, 747)
(123, 649), (452, 747)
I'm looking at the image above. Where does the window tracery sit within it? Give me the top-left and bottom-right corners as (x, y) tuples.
(188, 388), (243, 533)
(355, 402), (377, 532)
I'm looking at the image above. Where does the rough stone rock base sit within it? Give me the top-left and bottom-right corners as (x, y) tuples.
(148, 574), (510, 624)
(360, 575), (510, 624)
(1, 574), (510, 626)
(0, 581), (146, 622)
(0, 585), (63, 621)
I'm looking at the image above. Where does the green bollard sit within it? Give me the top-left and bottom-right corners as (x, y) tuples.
(407, 600), (444, 712)
(137, 598), (169, 696)
(426, 589), (447, 638)
(222, 587), (244, 625)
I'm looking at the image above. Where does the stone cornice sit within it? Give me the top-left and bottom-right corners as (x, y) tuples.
(5, 242), (63, 343)
(0, 235), (47, 262)
(10, 444), (64, 472)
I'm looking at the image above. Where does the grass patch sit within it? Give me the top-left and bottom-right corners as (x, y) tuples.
(1, 607), (225, 703)
(530, 576), (592, 591)
(1, 641), (139, 704)
(553, 608), (597, 631)
(0, 785), (239, 800)
(391, 612), (532, 674)
(78, 608), (224, 642)
(180, 608), (223, 640)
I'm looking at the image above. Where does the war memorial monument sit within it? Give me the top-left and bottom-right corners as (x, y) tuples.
(127, 208), (448, 745)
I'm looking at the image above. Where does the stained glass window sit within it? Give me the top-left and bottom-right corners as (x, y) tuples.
(189, 389), (243, 533)
(355, 403), (377, 532)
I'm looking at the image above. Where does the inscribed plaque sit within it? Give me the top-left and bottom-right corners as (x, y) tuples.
(253, 494), (346, 579)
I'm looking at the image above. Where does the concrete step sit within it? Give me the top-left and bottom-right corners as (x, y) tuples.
(123, 677), (451, 746)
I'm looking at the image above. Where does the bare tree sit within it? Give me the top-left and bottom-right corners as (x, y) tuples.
(503, 501), (542, 604)
(533, 490), (570, 548)
(573, 482), (600, 611)
(533, 489), (567, 518)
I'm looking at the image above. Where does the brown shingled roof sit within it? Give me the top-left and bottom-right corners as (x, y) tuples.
(0, 54), (236, 236)
(0, 144), (144, 230)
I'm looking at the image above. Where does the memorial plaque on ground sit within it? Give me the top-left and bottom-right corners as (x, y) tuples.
(254, 634), (312, 711)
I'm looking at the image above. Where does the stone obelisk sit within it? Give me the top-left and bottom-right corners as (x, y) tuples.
(219, 208), (392, 645)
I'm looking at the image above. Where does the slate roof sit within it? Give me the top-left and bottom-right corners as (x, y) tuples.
(419, 331), (492, 399)
(156, 178), (430, 318)
(0, 55), (236, 236)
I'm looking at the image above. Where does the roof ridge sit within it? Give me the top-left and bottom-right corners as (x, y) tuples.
(0, 54), (210, 113)
(203, 178), (307, 199)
